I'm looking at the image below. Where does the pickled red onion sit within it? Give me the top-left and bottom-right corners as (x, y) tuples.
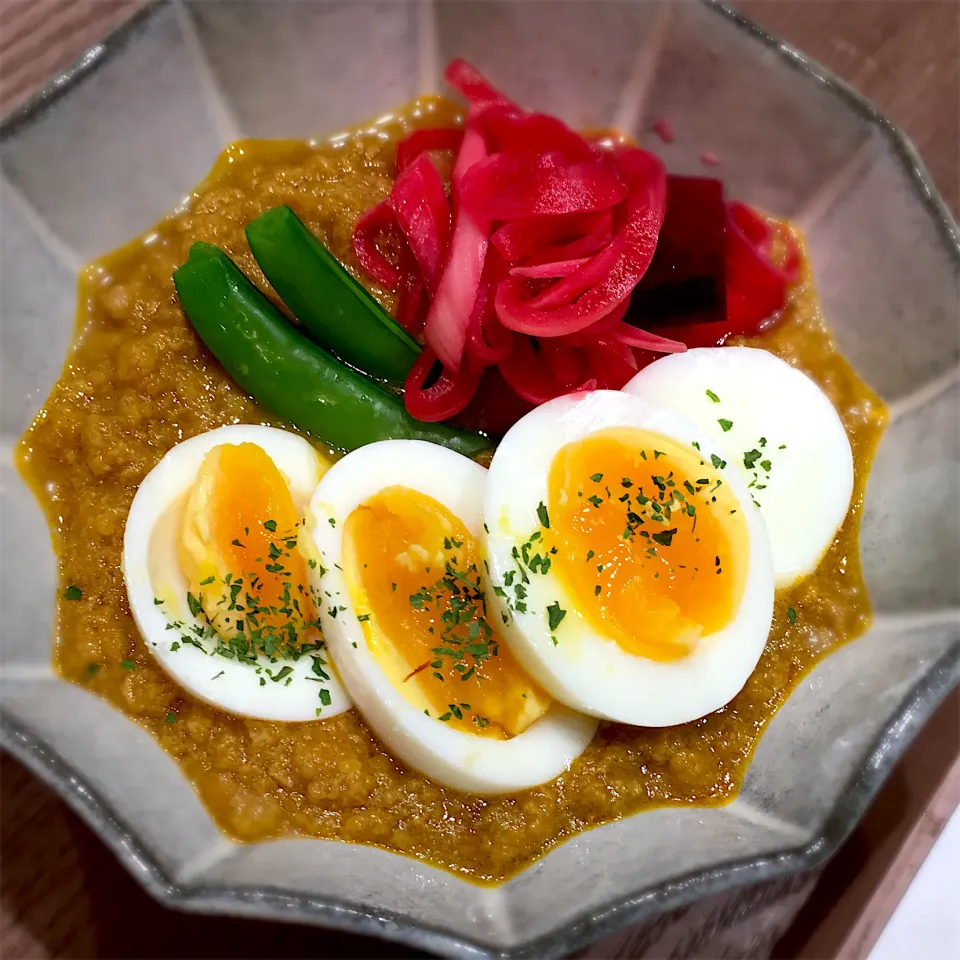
(351, 59), (802, 430)
(352, 201), (403, 290)
(387, 154), (451, 294)
(422, 127), (489, 371)
(396, 127), (465, 172)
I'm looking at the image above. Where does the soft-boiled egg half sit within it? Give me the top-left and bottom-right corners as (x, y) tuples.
(484, 390), (774, 727)
(123, 424), (351, 721)
(624, 347), (854, 586)
(308, 440), (598, 794)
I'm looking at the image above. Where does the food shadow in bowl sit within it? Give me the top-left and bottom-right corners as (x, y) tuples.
(1, 1), (958, 957)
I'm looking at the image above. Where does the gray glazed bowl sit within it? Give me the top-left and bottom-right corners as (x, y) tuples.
(1, 2), (958, 957)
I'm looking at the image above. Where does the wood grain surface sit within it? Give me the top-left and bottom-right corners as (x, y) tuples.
(1, 2), (957, 958)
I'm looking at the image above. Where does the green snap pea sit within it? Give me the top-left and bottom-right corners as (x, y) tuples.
(246, 205), (418, 384)
(174, 242), (489, 457)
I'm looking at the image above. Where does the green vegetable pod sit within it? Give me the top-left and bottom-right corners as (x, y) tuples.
(174, 242), (489, 458)
(245, 205), (418, 384)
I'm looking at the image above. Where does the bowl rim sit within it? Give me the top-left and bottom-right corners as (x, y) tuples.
(2, 1), (959, 957)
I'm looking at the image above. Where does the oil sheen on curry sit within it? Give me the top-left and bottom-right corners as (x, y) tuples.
(18, 82), (886, 883)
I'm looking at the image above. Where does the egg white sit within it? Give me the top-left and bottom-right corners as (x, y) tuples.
(623, 347), (854, 586)
(484, 390), (775, 727)
(123, 424), (351, 722)
(307, 439), (597, 794)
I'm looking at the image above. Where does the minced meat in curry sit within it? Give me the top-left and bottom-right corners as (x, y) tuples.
(17, 98), (886, 884)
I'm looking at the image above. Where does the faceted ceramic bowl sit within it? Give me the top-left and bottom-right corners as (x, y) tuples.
(1, 2), (958, 957)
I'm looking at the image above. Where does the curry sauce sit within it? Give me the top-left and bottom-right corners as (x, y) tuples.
(16, 98), (886, 884)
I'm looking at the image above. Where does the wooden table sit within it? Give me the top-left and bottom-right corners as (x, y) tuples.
(1, 2), (957, 958)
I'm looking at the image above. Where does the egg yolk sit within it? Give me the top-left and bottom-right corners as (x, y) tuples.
(546, 428), (748, 661)
(343, 486), (550, 739)
(180, 443), (318, 655)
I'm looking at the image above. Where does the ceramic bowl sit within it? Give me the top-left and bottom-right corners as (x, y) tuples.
(1, 2), (958, 957)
